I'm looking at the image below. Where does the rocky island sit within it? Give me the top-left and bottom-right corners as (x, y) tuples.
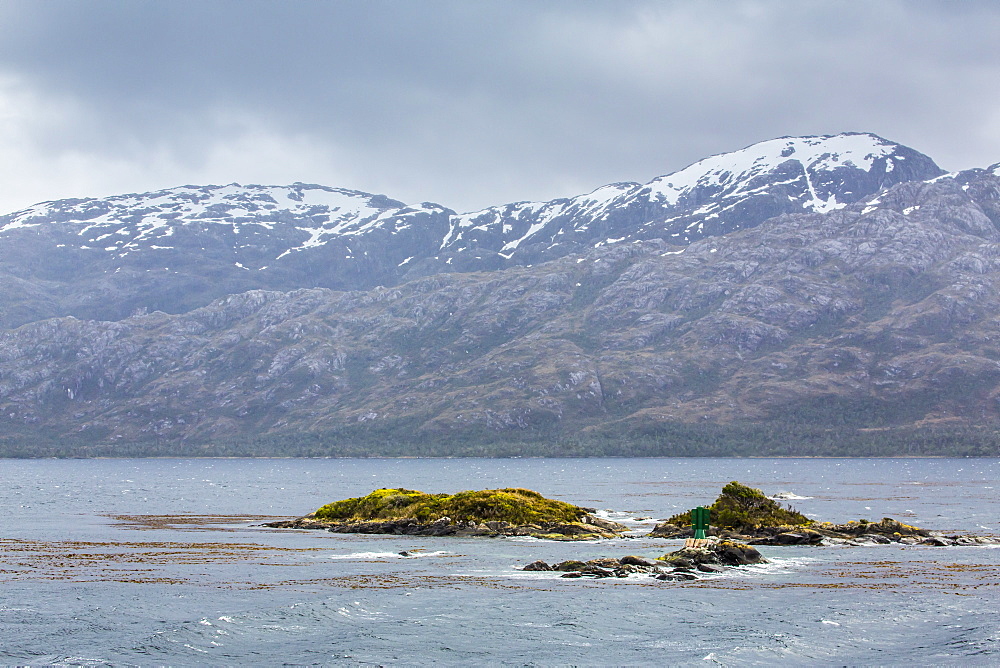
(648, 481), (1000, 547)
(264, 487), (629, 540)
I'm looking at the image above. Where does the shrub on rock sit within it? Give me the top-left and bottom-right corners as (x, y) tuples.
(663, 481), (811, 533)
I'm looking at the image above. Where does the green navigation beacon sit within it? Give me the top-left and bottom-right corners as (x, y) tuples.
(691, 506), (710, 540)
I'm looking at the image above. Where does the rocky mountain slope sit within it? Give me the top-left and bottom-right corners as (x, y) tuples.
(0, 133), (941, 328)
(2, 134), (1000, 456)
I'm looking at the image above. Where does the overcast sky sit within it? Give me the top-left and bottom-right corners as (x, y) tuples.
(0, 0), (998, 214)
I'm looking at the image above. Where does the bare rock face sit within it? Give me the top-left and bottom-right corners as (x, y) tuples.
(4, 136), (1000, 456)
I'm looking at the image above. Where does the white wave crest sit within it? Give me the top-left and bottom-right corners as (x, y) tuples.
(770, 492), (813, 500)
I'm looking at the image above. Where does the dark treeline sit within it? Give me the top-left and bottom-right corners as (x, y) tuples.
(2, 417), (999, 458)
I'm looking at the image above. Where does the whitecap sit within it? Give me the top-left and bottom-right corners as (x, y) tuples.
(595, 509), (657, 524)
(769, 492), (813, 500)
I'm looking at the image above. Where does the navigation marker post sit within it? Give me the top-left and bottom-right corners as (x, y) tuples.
(685, 506), (710, 547)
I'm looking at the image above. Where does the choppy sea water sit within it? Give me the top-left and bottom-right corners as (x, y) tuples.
(1, 457), (998, 666)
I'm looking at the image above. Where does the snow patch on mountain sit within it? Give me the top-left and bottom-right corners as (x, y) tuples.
(0, 183), (406, 240)
(645, 133), (898, 213)
(0, 133), (946, 280)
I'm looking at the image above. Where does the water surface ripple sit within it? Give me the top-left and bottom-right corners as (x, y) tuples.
(1, 457), (997, 665)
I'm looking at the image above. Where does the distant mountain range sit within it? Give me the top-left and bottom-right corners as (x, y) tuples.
(3, 132), (1000, 456)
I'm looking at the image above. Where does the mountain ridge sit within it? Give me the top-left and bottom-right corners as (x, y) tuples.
(0, 132), (943, 328)
(3, 132), (1000, 457)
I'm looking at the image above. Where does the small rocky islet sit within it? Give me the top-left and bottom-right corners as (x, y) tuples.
(645, 481), (1000, 547)
(263, 487), (629, 540)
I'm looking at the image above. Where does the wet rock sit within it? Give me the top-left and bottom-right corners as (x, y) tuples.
(647, 523), (687, 539)
(656, 572), (698, 581)
(715, 542), (765, 566)
(620, 555), (660, 567)
(815, 517), (929, 539)
(522, 560), (552, 571)
(553, 560), (588, 572)
(750, 531), (824, 546)
(696, 563), (727, 573)
(661, 540), (766, 568)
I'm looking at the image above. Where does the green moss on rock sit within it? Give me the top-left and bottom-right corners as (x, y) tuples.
(313, 487), (589, 525)
(665, 481), (811, 532)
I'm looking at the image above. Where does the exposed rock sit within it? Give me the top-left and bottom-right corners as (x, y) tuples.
(520, 539), (766, 582)
(811, 517), (929, 538)
(659, 540), (766, 567)
(620, 555), (660, 567)
(522, 560), (553, 571)
(553, 560), (589, 572)
(647, 523), (686, 539)
(749, 531), (825, 546)
(696, 563), (727, 573)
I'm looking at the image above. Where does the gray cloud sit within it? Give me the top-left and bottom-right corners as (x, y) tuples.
(0, 0), (998, 213)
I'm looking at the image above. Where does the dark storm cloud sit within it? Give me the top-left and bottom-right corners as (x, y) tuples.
(0, 1), (998, 213)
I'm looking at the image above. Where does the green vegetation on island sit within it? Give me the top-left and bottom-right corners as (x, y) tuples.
(313, 487), (588, 525)
(663, 481), (811, 532)
(267, 487), (628, 540)
(648, 481), (994, 546)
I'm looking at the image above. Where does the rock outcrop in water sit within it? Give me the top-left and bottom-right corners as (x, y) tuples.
(521, 538), (766, 580)
(648, 481), (1000, 546)
(264, 487), (628, 540)
(649, 481), (812, 538)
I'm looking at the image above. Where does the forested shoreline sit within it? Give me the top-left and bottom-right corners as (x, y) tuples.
(3, 419), (998, 458)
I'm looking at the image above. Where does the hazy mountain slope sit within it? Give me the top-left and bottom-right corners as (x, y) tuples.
(2, 165), (999, 455)
(0, 184), (453, 326)
(0, 133), (943, 328)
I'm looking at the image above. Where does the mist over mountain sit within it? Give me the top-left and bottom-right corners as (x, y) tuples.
(3, 133), (1000, 457)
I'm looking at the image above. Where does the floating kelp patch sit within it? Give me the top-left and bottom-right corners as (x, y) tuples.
(107, 514), (285, 532)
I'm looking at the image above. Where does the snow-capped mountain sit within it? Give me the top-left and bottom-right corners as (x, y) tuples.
(5, 132), (1000, 457)
(0, 133), (943, 327)
(438, 133), (943, 266)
